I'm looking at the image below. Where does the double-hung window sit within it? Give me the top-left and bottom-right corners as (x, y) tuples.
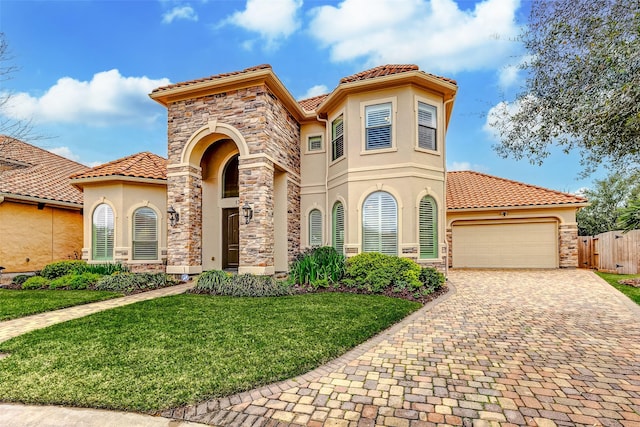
(331, 115), (344, 161)
(365, 103), (392, 150)
(418, 102), (437, 151)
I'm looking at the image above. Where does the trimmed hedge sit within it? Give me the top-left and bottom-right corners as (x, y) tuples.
(49, 273), (102, 290)
(40, 260), (128, 280)
(22, 276), (51, 290)
(192, 271), (292, 297)
(94, 273), (179, 293)
(343, 252), (422, 292)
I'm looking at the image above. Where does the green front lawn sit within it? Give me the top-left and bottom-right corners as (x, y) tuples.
(0, 289), (122, 321)
(0, 293), (420, 412)
(595, 272), (640, 305)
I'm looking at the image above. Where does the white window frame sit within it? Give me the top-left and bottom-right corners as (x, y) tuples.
(92, 203), (114, 261)
(360, 98), (397, 155)
(306, 134), (324, 153)
(330, 114), (345, 163)
(415, 97), (438, 153)
(132, 207), (159, 261)
(309, 209), (323, 247)
(362, 191), (398, 256)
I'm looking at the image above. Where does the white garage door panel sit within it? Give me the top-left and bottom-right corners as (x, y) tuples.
(453, 222), (558, 268)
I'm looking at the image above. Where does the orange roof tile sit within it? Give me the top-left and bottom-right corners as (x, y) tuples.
(0, 136), (88, 206)
(339, 64), (457, 86)
(446, 171), (587, 210)
(298, 94), (328, 112)
(70, 152), (167, 181)
(151, 64), (272, 94)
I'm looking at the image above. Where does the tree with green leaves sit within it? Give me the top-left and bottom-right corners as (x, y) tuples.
(577, 171), (640, 235)
(489, 0), (640, 174)
(617, 199), (640, 232)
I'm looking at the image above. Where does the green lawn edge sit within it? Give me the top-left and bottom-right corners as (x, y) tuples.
(595, 271), (640, 305)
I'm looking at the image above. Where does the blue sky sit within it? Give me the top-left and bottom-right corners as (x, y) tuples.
(0, 0), (602, 192)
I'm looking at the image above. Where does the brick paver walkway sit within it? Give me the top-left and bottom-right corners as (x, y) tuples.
(165, 270), (640, 427)
(0, 282), (194, 343)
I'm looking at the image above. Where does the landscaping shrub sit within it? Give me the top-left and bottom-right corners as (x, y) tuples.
(21, 276), (51, 290)
(94, 273), (178, 294)
(191, 271), (291, 297)
(40, 260), (88, 279)
(289, 246), (345, 288)
(420, 267), (445, 292)
(343, 253), (422, 293)
(11, 274), (31, 286)
(84, 263), (129, 276)
(49, 273), (103, 290)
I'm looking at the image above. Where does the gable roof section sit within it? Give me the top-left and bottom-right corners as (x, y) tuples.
(447, 171), (587, 210)
(151, 64), (272, 95)
(339, 64), (457, 86)
(70, 152), (167, 184)
(298, 94), (328, 112)
(0, 136), (87, 207)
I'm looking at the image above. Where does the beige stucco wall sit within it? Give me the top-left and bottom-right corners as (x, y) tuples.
(300, 85), (447, 266)
(0, 200), (83, 273)
(81, 181), (167, 268)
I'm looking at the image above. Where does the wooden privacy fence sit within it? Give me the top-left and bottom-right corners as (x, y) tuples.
(578, 230), (640, 274)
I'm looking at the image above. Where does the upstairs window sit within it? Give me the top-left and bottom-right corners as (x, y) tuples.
(92, 203), (114, 261)
(365, 103), (392, 150)
(132, 207), (158, 260)
(309, 209), (322, 247)
(308, 135), (322, 152)
(418, 102), (437, 151)
(419, 196), (438, 259)
(331, 115), (344, 161)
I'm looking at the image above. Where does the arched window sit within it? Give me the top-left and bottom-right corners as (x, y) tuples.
(222, 154), (239, 198)
(132, 207), (158, 260)
(92, 203), (114, 261)
(362, 191), (397, 256)
(332, 202), (345, 254)
(309, 209), (322, 247)
(419, 196), (438, 258)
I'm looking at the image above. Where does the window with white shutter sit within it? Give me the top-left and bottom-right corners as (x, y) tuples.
(362, 192), (397, 256)
(309, 209), (323, 247)
(308, 135), (322, 152)
(332, 202), (344, 254)
(92, 203), (114, 261)
(365, 103), (392, 150)
(419, 196), (438, 258)
(331, 115), (344, 161)
(418, 102), (437, 151)
(132, 207), (158, 260)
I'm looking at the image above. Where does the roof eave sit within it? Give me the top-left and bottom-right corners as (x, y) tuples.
(71, 175), (168, 188)
(0, 193), (83, 210)
(447, 202), (590, 212)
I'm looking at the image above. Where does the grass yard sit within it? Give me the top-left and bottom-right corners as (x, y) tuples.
(0, 289), (122, 321)
(0, 293), (420, 412)
(595, 272), (640, 305)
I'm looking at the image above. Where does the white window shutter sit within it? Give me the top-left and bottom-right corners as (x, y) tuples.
(333, 202), (344, 254)
(309, 209), (323, 246)
(332, 116), (344, 160)
(362, 192), (397, 256)
(133, 207), (158, 260)
(92, 204), (114, 260)
(419, 197), (438, 258)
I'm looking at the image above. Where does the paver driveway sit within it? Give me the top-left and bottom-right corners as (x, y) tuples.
(167, 270), (640, 427)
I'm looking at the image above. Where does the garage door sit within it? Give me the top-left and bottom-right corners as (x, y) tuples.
(452, 221), (558, 268)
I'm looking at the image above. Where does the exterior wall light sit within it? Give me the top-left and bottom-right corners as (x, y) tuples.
(168, 206), (179, 227)
(242, 201), (253, 224)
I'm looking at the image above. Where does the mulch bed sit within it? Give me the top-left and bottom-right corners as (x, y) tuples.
(619, 278), (640, 288)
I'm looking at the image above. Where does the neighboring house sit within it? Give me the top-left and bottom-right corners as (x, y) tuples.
(70, 152), (168, 272)
(72, 64), (587, 275)
(0, 136), (88, 273)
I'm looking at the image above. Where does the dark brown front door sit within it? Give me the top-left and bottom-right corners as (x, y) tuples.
(222, 208), (239, 269)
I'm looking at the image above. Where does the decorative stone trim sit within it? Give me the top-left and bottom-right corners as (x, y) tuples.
(559, 224), (579, 268)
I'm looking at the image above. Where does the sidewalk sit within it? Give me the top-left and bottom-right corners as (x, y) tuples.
(0, 282), (194, 343)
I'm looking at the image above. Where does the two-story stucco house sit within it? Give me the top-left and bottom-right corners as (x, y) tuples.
(71, 64), (587, 275)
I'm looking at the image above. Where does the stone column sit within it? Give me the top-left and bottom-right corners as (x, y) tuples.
(559, 224), (579, 268)
(166, 164), (203, 275)
(287, 177), (301, 264)
(238, 158), (274, 275)
(446, 227), (453, 268)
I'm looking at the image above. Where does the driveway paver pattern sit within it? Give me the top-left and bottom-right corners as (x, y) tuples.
(166, 270), (640, 427)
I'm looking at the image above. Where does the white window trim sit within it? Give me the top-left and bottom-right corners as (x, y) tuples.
(329, 110), (346, 165)
(91, 201), (116, 262)
(304, 133), (325, 154)
(414, 96), (441, 155)
(361, 190), (399, 256)
(360, 97), (398, 155)
(128, 202), (162, 263)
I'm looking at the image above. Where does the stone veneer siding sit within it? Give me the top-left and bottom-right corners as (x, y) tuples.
(287, 177), (301, 264)
(559, 224), (579, 268)
(166, 84), (300, 273)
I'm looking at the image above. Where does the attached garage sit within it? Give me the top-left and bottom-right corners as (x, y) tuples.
(452, 220), (558, 268)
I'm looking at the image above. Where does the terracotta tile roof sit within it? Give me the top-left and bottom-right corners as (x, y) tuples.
(339, 64), (457, 86)
(70, 152), (167, 181)
(151, 64), (272, 94)
(447, 171), (587, 210)
(298, 94), (328, 112)
(0, 136), (88, 205)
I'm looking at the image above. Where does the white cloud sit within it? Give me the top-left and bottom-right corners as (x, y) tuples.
(308, 0), (522, 74)
(49, 146), (81, 162)
(448, 161), (487, 172)
(299, 85), (329, 100)
(497, 55), (533, 90)
(483, 94), (536, 141)
(2, 69), (171, 127)
(162, 5), (198, 24)
(224, 0), (303, 48)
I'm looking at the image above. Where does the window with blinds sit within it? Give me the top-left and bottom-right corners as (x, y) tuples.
(419, 196), (438, 258)
(309, 209), (322, 247)
(308, 135), (322, 152)
(362, 192), (397, 256)
(365, 103), (392, 150)
(132, 207), (158, 260)
(418, 102), (437, 151)
(332, 202), (345, 254)
(331, 115), (344, 161)
(92, 203), (114, 261)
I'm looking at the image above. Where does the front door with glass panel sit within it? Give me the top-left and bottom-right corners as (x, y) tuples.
(222, 208), (239, 269)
